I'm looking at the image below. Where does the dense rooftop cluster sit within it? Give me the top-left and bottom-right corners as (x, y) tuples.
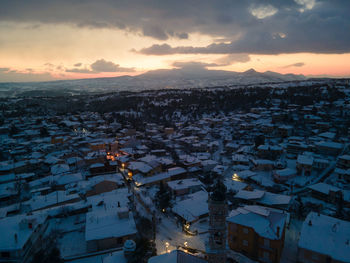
(0, 79), (350, 263)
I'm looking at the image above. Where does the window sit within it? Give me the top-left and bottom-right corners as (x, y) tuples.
(263, 251), (269, 259)
(243, 240), (248, 246)
(1, 252), (10, 258)
(230, 224), (237, 232)
(243, 228), (249, 234)
(264, 238), (270, 247)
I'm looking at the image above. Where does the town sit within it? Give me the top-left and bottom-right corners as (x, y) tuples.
(0, 78), (350, 263)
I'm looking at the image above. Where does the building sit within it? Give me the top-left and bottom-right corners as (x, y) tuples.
(206, 182), (227, 263)
(298, 212), (350, 263)
(227, 205), (287, 263)
(337, 155), (350, 169)
(85, 207), (137, 252)
(0, 214), (48, 263)
(273, 168), (297, 183)
(172, 190), (209, 224)
(297, 154), (313, 175)
(307, 183), (343, 204)
(167, 178), (204, 196)
(315, 141), (343, 156)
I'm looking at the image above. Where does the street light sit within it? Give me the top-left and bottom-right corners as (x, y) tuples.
(165, 242), (170, 253)
(232, 173), (241, 181)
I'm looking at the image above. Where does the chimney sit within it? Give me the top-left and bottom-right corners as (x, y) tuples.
(277, 227), (280, 238)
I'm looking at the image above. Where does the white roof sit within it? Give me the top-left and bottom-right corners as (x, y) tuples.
(297, 154), (314, 166)
(339, 154), (350, 161)
(235, 189), (265, 200)
(308, 183), (341, 195)
(128, 161), (153, 174)
(237, 170), (256, 179)
(318, 132), (336, 139)
(259, 192), (292, 206)
(51, 163), (70, 175)
(85, 208), (137, 241)
(275, 168), (296, 177)
(298, 212), (350, 262)
(24, 191), (80, 211)
(225, 179), (247, 192)
(87, 188), (130, 211)
(316, 141), (343, 149)
(227, 205), (287, 240)
(172, 190), (208, 222)
(167, 178), (203, 191)
(54, 172), (83, 185)
(0, 214), (46, 251)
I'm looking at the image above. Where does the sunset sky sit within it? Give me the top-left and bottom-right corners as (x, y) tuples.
(0, 0), (349, 82)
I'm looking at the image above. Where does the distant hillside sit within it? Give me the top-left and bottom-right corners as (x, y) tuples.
(0, 68), (306, 97)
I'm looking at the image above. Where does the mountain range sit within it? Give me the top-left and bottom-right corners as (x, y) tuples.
(0, 68), (307, 97)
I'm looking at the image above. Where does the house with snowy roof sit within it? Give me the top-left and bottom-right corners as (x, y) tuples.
(167, 178), (204, 196)
(0, 214), (48, 263)
(273, 168), (297, 183)
(315, 141), (343, 156)
(85, 207), (137, 252)
(297, 153), (313, 175)
(172, 190), (209, 224)
(227, 205), (287, 263)
(307, 183), (343, 204)
(257, 144), (283, 160)
(298, 212), (350, 263)
(84, 173), (125, 197)
(337, 154), (350, 169)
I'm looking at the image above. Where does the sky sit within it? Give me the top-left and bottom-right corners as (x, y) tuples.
(0, 0), (349, 82)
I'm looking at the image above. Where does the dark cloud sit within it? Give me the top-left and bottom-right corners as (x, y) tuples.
(66, 59), (135, 74)
(0, 69), (54, 82)
(91, 59), (135, 72)
(142, 25), (169, 40)
(171, 54), (250, 70)
(283, 62), (305, 68)
(0, 0), (349, 53)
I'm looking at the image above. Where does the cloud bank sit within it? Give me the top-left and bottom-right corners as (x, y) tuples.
(0, 0), (349, 54)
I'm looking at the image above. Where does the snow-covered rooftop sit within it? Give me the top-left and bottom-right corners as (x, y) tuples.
(85, 208), (137, 241)
(298, 212), (350, 262)
(227, 205), (287, 240)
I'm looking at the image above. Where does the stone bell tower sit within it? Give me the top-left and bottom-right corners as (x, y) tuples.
(206, 181), (228, 263)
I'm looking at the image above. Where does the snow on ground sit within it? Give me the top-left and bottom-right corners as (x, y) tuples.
(155, 212), (208, 254)
(133, 184), (208, 255)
